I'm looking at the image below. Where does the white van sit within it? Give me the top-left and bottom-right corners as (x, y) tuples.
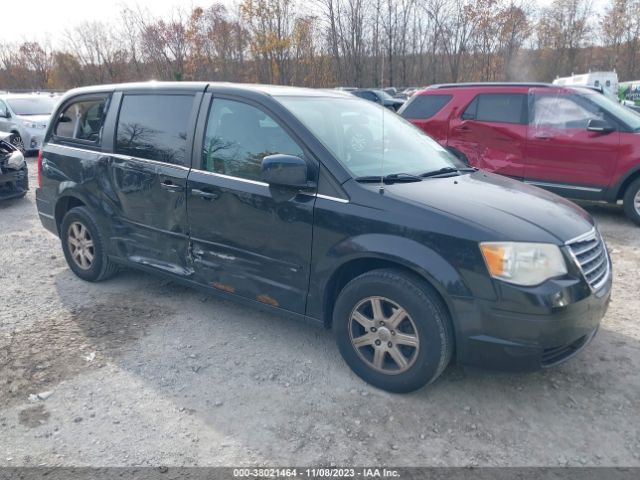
(553, 71), (619, 101)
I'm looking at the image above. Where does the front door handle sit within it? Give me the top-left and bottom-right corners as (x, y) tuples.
(533, 133), (553, 140)
(191, 188), (219, 201)
(160, 180), (184, 192)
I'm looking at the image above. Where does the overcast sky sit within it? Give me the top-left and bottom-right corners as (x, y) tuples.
(2, 0), (606, 48)
(1, 0), (227, 46)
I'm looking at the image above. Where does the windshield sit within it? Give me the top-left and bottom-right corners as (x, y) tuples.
(376, 90), (394, 101)
(6, 97), (55, 116)
(581, 90), (640, 131)
(276, 96), (458, 177)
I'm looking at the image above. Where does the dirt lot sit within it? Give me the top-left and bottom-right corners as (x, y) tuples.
(1, 156), (639, 467)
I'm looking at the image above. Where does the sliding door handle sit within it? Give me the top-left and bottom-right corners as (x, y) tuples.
(191, 188), (219, 201)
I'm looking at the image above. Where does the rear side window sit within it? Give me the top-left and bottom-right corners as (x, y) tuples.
(462, 93), (526, 124)
(116, 94), (194, 166)
(54, 97), (108, 144)
(400, 94), (452, 119)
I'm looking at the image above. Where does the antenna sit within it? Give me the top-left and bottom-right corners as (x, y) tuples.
(379, 104), (385, 193)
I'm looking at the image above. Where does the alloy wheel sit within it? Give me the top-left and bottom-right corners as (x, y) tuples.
(634, 189), (640, 216)
(348, 296), (420, 375)
(67, 221), (94, 270)
(10, 134), (25, 152)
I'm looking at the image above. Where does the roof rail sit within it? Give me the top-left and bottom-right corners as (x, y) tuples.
(429, 82), (553, 89)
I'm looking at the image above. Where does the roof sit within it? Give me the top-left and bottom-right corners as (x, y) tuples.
(59, 81), (350, 99)
(428, 82), (553, 90)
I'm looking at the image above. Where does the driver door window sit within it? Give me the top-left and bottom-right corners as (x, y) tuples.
(531, 95), (602, 129)
(202, 98), (304, 181)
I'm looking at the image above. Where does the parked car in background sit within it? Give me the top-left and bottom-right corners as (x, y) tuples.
(382, 87), (397, 97)
(0, 93), (56, 153)
(351, 89), (405, 111)
(627, 104), (640, 114)
(400, 83), (640, 225)
(36, 82), (610, 393)
(553, 71), (619, 102)
(0, 131), (28, 200)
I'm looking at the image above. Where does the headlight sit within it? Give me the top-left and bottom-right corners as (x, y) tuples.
(480, 242), (567, 286)
(6, 151), (26, 169)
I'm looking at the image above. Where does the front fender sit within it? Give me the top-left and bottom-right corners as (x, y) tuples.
(307, 232), (489, 332)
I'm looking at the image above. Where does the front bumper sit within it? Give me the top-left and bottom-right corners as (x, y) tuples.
(453, 272), (612, 372)
(0, 165), (28, 200)
(24, 128), (45, 151)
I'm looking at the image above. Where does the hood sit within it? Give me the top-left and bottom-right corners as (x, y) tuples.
(381, 171), (594, 244)
(18, 114), (50, 124)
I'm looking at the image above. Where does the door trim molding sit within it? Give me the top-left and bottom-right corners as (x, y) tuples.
(524, 180), (603, 193)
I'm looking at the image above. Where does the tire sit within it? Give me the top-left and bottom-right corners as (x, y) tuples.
(60, 207), (119, 282)
(623, 177), (640, 226)
(332, 269), (453, 393)
(9, 133), (25, 153)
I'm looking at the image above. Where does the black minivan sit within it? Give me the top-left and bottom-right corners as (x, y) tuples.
(36, 82), (612, 392)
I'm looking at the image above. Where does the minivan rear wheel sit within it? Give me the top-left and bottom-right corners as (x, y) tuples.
(623, 177), (640, 226)
(333, 269), (453, 393)
(60, 207), (119, 282)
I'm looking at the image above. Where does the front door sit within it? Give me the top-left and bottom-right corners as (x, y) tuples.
(106, 92), (199, 276)
(186, 95), (316, 314)
(524, 89), (620, 198)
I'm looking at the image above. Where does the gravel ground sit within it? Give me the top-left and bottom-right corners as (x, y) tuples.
(1, 157), (639, 467)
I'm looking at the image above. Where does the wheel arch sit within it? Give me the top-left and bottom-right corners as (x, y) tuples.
(321, 251), (468, 336)
(611, 166), (640, 201)
(54, 194), (87, 236)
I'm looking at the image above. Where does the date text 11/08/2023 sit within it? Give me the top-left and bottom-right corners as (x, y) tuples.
(233, 468), (401, 478)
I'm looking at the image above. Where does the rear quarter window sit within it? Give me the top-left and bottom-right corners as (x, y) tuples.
(53, 96), (109, 145)
(400, 94), (452, 119)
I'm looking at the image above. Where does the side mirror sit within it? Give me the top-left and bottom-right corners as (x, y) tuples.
(586, 118), (615, 134)
(59, 115), (72, 123)
(261, 154), (309, 189)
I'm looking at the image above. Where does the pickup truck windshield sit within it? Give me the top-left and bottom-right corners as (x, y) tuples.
(276, 95), (458, 178)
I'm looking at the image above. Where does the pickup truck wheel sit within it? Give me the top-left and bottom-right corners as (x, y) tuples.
(623, 177), (640, 226)
(60, 207), (119, 282)
(333, 269), (453, 393)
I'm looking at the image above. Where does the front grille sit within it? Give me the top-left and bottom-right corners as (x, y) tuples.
(567, 230), (610, 290)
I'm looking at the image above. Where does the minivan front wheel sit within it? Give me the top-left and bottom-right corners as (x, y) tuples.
(623, 177), (640, 226)
(60, 207), (119, 282)
(333, 269), (453, 393)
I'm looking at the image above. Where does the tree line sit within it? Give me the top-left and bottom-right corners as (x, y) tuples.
(1, 0), (639, 91)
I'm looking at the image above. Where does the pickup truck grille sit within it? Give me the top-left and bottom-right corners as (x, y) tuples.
(567, 230), (610, 291)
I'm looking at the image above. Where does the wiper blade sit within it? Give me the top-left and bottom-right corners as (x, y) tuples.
(355, 173), (423, 184)
(419, 166), (477, 178)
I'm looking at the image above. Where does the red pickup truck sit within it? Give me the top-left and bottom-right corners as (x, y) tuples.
(399, 83), (640, 225)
